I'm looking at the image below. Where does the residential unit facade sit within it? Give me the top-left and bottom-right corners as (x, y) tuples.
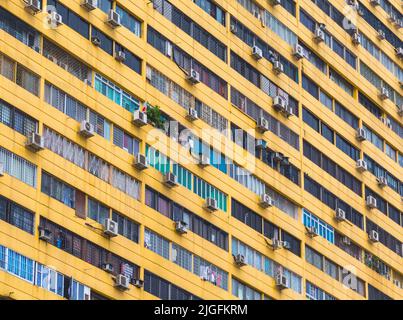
(0, 0), (402, 300)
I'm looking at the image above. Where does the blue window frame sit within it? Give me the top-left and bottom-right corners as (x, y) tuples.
(302, 209), (334, 244)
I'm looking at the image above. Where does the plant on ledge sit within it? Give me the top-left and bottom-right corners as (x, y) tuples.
(146, 105), (165, 129)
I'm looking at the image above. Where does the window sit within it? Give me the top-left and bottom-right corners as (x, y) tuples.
(232, 278), (261, 300)
(42, 127), (140, 200)
(47, 0), (89, 39)
(302, 74), (319, 98)
(0, 146), (37, 187)
(194, 0), (226, 25)
(335, 101), (358, 128)
(0, 53), (40, 96)
(91, 27), (113, 55)
(116, 5), (142, 37)
(0, 99), (37, 136)
(87, 198), (109, 224)
(95, 73), (141, 113)
(232, 199), (262, 233)
(40, 217), (140, 280)
(41, 171), (75, 208)
(145, 186), (228, 251)
(0, 7), (40, 51)
(43, 38), (92, 82)
(329, 68), (353, 96)
(362, 124), (383, 151)
(112, 211), (139, 243)
(366, 219), (402, 257)
(144, 270), (200, 300)
(335, 134), (360, 160)
(155, 0), (227, 62)
(231, 87), (299, 149)
(35, 263), (65, 297)
(3, 247), (34, 282)
(144, 228), (170, 259)
(0, 196), (35, 234)
(98, 0), (113, 14)
(231, 16), (298, 82)
(368, 284), (392, 300)
(113, 126), (140, 155)
(306, 281), (336, 300)
(302, 209), (334, 243)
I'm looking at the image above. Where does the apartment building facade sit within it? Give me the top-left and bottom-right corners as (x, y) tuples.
(0, 0), (402, 300)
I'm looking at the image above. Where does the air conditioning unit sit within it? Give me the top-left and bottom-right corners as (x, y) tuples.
(396, 47), (403, 59)
(175, 220), (188, 234)
(234, 254), (247, 267)
(366, 196), (377, 209)
(198, 154), (210, 168)
(107, 10), (121, 28)
(205, 197), (218, 212)
(272, 96), (288, 113)
(282, 241), (291, 250)
(370, 0), (380, 6)
(283, 105), (293, 117)
(91, 36), (101, 46)
(281, 156), (290, 166)
(342, 236), (351, 245)
(368, 230), (379, 243)
(398, 105), (403, 116)
(273, 60), (284, 74)
(81, 0), (98, 11)
(293, 44), (306, 60)
(376, 176), (388, 188)
(259, 194), (274, 208)
(269, 0), (281, 6)
(230, 24), (238, 33)
(356, 159), (368, 172)
(48, 11), (63, 27)
(26, 133), (44, 152)
(314, 27), (325, 43)
(381, 116), (392, 129)
(187, 69), (200, 84)
(351, 32), (361, 45)
(251, 45), (263, 60)
(84, 78), (92, 86)
(132, 110), (147, 127)
(275, 273), (289, 290)
(24, 0), (41, 14)
(163, 172), (178, 188)
(102, 263), (114, 273)
(272, 239), (283, 250)
(115, 51), (126, 63)
(103, 218), (118, 237)
(39, 228), (52, 242)
(0, 162), (3, 177)
(133, 154), (148, 171)
(273, 152), (284, 162)
(186, 108), (198, 121)
(255, 139), (267, 150)
(356, 128), (367, 141)
(79, 120), (95, 138)
(393, 280), (401, 288)
(256, 117), (269, 133)
(379, 87), (389, 100)
(306, 226), (318, 238)
(335, 208), (346, 222)
(388, 14), (397, 23)
(132, 279), (144, 288)
(377, 29), (385, 40)
(115, 274), (130, 290)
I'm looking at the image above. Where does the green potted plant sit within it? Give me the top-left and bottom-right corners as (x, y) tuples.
(146, 105), (165, 129)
